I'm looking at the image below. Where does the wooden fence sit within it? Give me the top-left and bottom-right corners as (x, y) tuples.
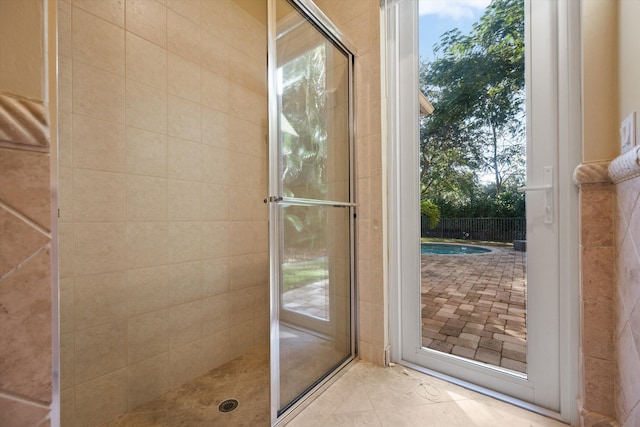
(421, 217), (526, 243)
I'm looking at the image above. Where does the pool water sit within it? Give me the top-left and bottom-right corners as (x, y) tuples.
(421, 243), (492, 255)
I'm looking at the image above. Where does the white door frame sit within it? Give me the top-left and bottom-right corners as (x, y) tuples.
(384, 0), (580, 423)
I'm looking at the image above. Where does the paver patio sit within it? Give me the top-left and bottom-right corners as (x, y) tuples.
(421, 245), (527, 373)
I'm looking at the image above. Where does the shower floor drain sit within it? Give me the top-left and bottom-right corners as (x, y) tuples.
(218, 398), (239, 413)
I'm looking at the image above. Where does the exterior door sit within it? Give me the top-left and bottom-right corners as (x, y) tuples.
(267, 0), (356, 424)
(387, 0), (579, 422)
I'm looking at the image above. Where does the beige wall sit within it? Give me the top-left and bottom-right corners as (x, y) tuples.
(56, 1), (269, 425)
(0, 0), (45, 100)
(582, 0), (619, 162)
(0, 0), (54, 426)
(618, 0), (640, 141)
(313, 0), (386, 365)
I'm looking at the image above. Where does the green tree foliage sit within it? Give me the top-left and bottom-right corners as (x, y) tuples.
(420, 0), (525, 206)
(435, 185), (525, 219)
(420, 200), (441, 229)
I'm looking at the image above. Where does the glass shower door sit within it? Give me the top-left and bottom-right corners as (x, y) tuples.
(267, 0), (355, 422)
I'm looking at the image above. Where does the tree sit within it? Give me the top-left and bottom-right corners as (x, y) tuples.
(421, 0), (525, 198)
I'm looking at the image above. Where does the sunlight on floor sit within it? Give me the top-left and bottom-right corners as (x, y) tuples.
(287, 361), (568, 427)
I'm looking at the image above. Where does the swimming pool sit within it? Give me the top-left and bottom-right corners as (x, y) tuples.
(421, 243), (492, 255)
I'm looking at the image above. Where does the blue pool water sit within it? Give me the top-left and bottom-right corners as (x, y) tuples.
(421, 243), (492, 255)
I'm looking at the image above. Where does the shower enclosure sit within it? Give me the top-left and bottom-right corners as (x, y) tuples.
(267, 0), (356, 422)
(57, 0), (355, 425)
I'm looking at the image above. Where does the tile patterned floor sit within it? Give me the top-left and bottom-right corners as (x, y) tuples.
(100, 346), (270, 427)
(421, 246), (527, 373)
(288, 361), (568, 427)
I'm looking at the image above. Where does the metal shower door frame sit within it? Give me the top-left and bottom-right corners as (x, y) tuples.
(266, 0), (358, 425)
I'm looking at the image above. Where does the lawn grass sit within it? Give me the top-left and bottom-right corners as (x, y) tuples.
(282, 258), (328, 292)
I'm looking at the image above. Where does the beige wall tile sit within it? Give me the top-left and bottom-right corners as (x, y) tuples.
(201, 221), (228, 260)
(224, 3), (254, 55)
(126, 221), (170, 269)
(128, 309), (169, 363)
(169, 261), (202, 305)
(74, 0), (125, 27)
(58, 54), (73, 113)
(169, 340), (203, 388)
(72, 115), (126, 173)
(58, 1), (72, 57)
(126, 79), (168, 134)
(57, 166), (73, 223)
(201, 107), (230, 148)
(168, 52), (201, 103)
(73, 61), (125, 124)
(73, 6), (125, 75)
(166, 0), (199, 24)
(126, 127), (168, 177)
(168, 137), (202, 181)
(73, 169), (126, 222)
(74, 222), (126, 275)
(202, 258), (229, 297)
(127, 175), (168, 221)
(228, 319), (253, 360)
(227, 150), (253, 188)
(128, 352), (170, 409)
(74, 368), (128, 427)
(168, 95), (201, 141)
(201, 145), (230, 185)
(58, 110), (73, 167)
(61, 388), (75, 427)
(169, 300), (202, 348)
(229, 255), (254, 290)
(74, 271), (127, 331)
(201, 31), (229, 77)
(125, 0), (167, 48)
(127, 265), (169, 316)
(201, 69), (229, 113)
(230, 288), (254, 326)
(60, 332), (75, 391)
(202, 184), (229, 221)
(58, 222), (75, 278)
(201, 293), (230, 336)
(168, 179), (202, 221)
(169, 221), (202, 263)
(252, 221), (268, 254)
(59, 278), (74, 334)
(202, 329), (231, 372)
(126, 32), (167, 90)
(229, 83), (266, 126)
(75, 320), (127, 383)
(228, 186), (253, 221)
(167, 10), (201, 65)
(200, 0), (230, 38)
(229, 222), (253, 256)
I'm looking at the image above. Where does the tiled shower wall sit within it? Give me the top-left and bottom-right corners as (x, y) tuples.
(614, 175), (640, 427)
(57, 1), (268, 425)
(313, 0), (386, 365)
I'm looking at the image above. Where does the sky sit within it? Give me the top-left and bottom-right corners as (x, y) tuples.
(419, 0), (490, 61)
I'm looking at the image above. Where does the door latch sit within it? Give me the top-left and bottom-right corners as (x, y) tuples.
(517, 166), (553, 224)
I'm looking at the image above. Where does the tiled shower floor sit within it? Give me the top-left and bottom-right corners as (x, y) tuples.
(101, 346), (270, 426)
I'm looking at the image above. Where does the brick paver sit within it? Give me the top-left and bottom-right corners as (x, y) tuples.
(421, 245), (527, 373)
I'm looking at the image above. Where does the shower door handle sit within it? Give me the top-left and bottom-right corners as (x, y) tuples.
(263, 196), (283, 204)
(517, 166), (553, 224)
